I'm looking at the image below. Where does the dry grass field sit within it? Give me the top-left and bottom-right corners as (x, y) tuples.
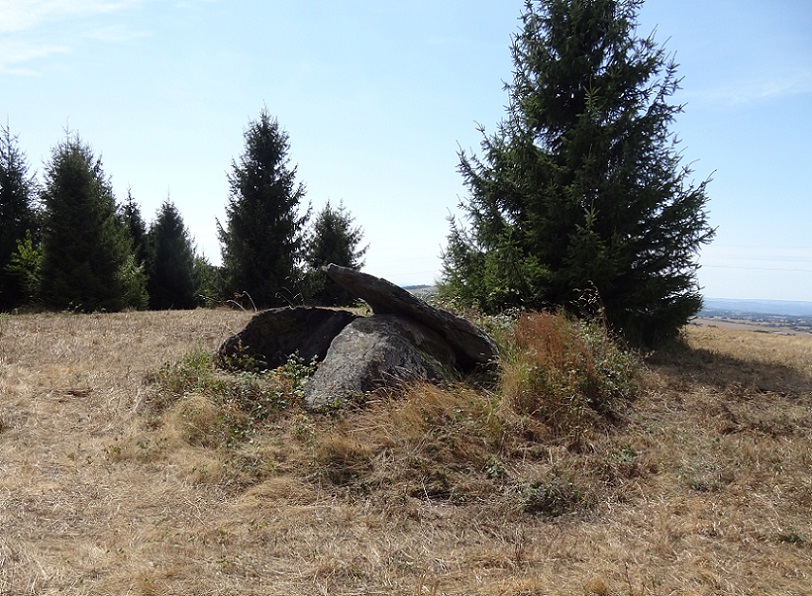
(1, 309), (810, 595)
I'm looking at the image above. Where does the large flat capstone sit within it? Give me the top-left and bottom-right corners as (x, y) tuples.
(325, 264), (497, 371)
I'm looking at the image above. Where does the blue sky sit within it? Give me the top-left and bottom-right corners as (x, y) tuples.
(2, 0), (811, 301)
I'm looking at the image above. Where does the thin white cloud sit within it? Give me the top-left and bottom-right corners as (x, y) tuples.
(0, 0), (139, 33)
(684, 69), (812, 107)
(174, 0), (216, 8)
(0, 39), (69, 62)
(0, 39), (70, 75)
(0, 0), (145, 74)
(86, 24), (149, 42)
(702, 245), (812, 273)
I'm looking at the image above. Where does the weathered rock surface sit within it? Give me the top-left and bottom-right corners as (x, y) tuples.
(219, 267), (499, 411)
(219, 306), (357, 369)
(303, 315), (457, 410)
(325, 264), (498, 371)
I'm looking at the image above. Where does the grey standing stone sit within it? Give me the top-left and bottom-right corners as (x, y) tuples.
(303, 315), (458, 410)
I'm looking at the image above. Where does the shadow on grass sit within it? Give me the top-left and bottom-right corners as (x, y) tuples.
(647, 342), (812, 397)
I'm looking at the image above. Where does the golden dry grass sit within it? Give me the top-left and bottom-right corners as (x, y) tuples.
(1, 310), (811, 595)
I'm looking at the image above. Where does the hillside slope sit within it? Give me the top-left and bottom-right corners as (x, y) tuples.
(1, 310), (810, 595)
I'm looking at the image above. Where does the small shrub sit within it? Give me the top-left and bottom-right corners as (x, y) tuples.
(153, 345), (225, 402)
(500, 311), (641, 436)
(276, 353), (318, 397)
(775, 529), (806, 546)
(600, 445), (644, 485)
(152, 349), (317, 446)
(104, 434), (170, 463)
(219, 340), (267, 372)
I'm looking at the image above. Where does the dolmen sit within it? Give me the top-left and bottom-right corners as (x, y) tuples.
(220, 264), (498, 410)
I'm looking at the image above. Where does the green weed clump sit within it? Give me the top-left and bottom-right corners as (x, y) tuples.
(152, 348), (316, 446)
(153, 345), (226, 401)
(517, 476), (585, 517)
(499, 311), (641, 436)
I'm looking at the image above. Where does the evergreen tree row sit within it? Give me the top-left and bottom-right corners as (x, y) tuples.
(217, 109), (367, 309)
(4, 0), (717, 347)
(0, 113), (367, 313)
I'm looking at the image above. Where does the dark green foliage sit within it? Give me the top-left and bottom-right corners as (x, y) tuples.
(441, 0), (715, 346)
(217, 109), (310, 307)
(304, 200), (368, 306)
(119, 189), (149, 267)
(145, 199), (199, 310)
(39, 133), (147, 312)
(0, 124), (40, 310)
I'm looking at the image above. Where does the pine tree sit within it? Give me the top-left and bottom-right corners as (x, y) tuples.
(39, 133), (147, 312)
(119, 188), (149, 267)
(217, 109), (310, 307)
(304, 200), (368, 306)
(145, 198), (199, 310)
(441, 0), (715, 345)
(0, 123), (39, 310)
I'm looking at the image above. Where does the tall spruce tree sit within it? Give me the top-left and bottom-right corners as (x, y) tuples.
(145, 199), (198, 310)
(304, 200), (368, 306)
(0, 123), (39, 310)
(217, 109), (309, 307)
(441, 0), (715, 345)
(40, 133), (147, 312)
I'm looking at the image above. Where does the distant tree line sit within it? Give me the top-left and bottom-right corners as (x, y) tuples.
(0, 110), (367, 313)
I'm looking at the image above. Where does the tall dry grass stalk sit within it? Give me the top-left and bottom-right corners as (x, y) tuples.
(1, 310), (810, 595)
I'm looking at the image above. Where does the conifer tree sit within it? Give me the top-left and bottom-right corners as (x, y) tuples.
(304, 200), (368, 306)
(217, 109), (310, 307)
(39, 133), (147, 312)
(0, 123), (39, 309)
(145, 199), (198, 310)
(119, 188), (148, 267)
(441, 0), (715, 345)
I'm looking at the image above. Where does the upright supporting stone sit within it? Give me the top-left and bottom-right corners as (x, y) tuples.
(302, 315), (458, 410)
(219, 306), (357, 369)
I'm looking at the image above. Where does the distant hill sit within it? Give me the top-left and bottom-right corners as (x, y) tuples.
(702, 298), (812, 317)
(403, 284), (439, 298)
(395, 294), (812, 317)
